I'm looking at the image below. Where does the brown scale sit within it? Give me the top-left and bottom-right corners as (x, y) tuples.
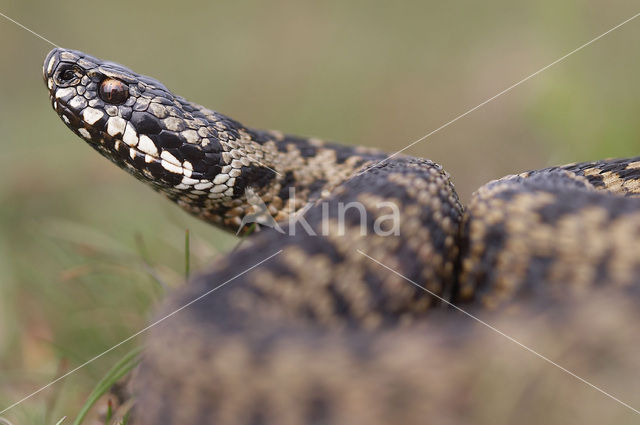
(458, 165), (640, 308)
(133, 156), (639, 424)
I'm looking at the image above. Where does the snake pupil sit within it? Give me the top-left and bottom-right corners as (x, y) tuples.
(99, 78), (129, 105)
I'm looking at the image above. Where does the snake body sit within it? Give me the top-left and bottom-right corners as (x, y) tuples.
(43, 48), (640, 424)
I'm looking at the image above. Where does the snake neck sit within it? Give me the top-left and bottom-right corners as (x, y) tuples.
(152, 115), (387, 231)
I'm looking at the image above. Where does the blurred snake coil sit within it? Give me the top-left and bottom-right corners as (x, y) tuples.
(43, 48), (640, 424)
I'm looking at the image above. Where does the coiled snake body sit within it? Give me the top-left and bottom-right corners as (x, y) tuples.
(43, 48), (640, 424)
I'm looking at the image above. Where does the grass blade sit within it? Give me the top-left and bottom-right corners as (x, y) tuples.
(72, 347), (142, 425)
(185, 229), (190, 280)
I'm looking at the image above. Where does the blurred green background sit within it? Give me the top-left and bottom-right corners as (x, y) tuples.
(0, 0), (639, 422)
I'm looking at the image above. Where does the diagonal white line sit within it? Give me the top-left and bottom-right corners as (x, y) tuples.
(0, 249), (283, 415)
(0, 11), (59, 48)
(357, 11), (640, 176)
(247, 154), (283, 177)
(357, 249), (640, 415)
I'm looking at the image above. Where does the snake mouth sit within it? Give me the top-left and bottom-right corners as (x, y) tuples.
(50, 94), (206, 191)
(49, 93), (188, 179)
(108, 135), (194, 178)
(50, 95), (95, 140)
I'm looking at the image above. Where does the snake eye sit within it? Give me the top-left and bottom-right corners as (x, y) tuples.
(99, 78), (129, 105)
(54, 65), (81, 86)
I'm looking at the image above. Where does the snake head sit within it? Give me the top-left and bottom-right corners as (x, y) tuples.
(42, 48), (263, 206)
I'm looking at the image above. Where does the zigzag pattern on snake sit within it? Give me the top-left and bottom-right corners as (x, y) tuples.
(42, 48), (640, 424)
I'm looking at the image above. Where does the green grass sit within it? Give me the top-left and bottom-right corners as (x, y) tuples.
(0, 211), (235, 422)
(72, 347), (141, 425)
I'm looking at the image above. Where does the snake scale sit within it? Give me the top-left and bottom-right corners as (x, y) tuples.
(42, 48), (640, 424)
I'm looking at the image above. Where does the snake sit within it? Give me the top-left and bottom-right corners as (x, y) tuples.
(42, 48), (640, 424)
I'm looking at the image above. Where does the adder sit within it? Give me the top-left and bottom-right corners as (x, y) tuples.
(43, 48), (640, 424)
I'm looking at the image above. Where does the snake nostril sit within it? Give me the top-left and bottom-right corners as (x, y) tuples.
(59, 69), (76, 82)
(54, 64), (82, 87)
